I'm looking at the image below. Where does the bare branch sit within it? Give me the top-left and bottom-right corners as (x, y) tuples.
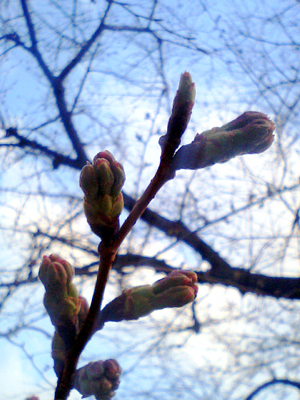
(245, 378), (300, 400)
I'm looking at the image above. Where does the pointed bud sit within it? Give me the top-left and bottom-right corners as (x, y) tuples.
(176, 72), (196, 106)
(103, 359), (122, 381)
(172, 111), (275, 170)
(153, 270), (197, 294)
(160, 72), (196, 157)
(152, 285), (197, 309)
(39, 255), (75, 298)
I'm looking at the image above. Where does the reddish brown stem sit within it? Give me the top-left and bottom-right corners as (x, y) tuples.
(114, 160), (174, 249)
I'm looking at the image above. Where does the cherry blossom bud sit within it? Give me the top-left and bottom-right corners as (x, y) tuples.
(168, 72), (196, 137)
(100, 270), (198, 322)
(80, 151), (125, 238)
(79, 163), (99, 199)
(73, 359), (121, 400)
(172, 111), (275, 170)
(160, 72), (196, 155)
(94, 158), (115, 196)
(39, 255), (73, 300)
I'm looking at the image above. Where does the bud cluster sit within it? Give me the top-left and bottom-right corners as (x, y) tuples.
(100, 270), (198, 323)
(80, 151), (125, 239)
(73, 359), (122, 400)
(39, 254), (89, 376)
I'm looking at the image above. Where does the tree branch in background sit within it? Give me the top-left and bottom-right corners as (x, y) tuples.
(244, 379), (300, 400)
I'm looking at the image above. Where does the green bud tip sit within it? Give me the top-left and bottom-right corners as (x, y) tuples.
(177, 72), (196, 104)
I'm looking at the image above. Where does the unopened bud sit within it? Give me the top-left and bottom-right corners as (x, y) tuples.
(103, 359), (122, 381)
(79, 151), (125, 238)
(100, 270), (198, 322)
(172, 111), (275, 170)
(94, 158), (115, 196)
(73, 359), (121, 400)
(160, 72), (196, 156)
(176, 72), (196, 105)
(79, 163), (99, 199)
(39, 256), (68, 299)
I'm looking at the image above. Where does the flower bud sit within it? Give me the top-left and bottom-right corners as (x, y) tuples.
(176, 72), (196, 105)
(79, 163), (99, 199)
(100, 270), (198, 322)
(73, 359), (121, 400)
(103, 359), (122, 381)
(79, 151), (125, 238)
(94, 158), (115, 196)
(39, 254), (74, 288)
(86, 361), (105, 380)
(152, 270), (197, 294)
(160, 72), (196, 156)
(172, 111), (275, 170)
(39, 257), (68, 299)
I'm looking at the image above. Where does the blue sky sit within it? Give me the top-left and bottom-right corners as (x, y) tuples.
(1, 1), (300, 399)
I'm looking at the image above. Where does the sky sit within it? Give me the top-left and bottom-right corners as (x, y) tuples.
(1, 0), (300, 400)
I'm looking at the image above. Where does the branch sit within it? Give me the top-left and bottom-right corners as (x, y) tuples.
(4, 128), (83, 169)
(245, 379), (300, 400)
(20, 0), (55, 82)
(58, 2), (113, 81)
(19, 1), (88, 165)
(123, 193), (300, 300)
